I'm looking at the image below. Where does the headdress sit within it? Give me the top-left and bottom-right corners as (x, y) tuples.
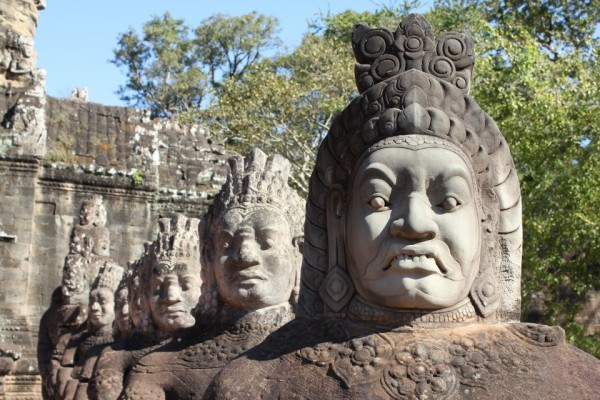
(80, 195), (107, 227)
(92, 262), (124, 293)
(299, 14), (522, 322)
(147, 214), (201, 274)
(206, 148), (304, 238)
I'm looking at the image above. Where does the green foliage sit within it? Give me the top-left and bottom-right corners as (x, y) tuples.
(194, 12), (280, 87)
(131, 170), (144, 186)
(206, 33), (356, 193)
(430, 0), (600, 355)
(476, 0), (600, 59)
(309, 1), (422, 41)
(112, 12), (279, 117)
(112, 12), (207, 117)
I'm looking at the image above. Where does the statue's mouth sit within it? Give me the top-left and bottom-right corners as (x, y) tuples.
(385, 253), (441, 274)
(364, 241), (464, 281)
(161, 304), (187, 317)
(234, 267), (268, 283)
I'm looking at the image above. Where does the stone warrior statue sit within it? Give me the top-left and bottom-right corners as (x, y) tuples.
(207, 14), (600, 399)
(40, 197), (113, 399)
(52, 262), (123, 400)
(89, 214), (202, 400)
(121, 149), (305, 399)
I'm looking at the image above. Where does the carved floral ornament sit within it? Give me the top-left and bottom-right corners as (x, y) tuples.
(295, 323), (563, 400)
(352, 14), (475, 94)
(299, 14), (522, 323)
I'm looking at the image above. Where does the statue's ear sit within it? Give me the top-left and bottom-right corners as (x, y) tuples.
(292, 235), (304, 254)
(327, 184), (345, 220)
(319, 184), (354, 314)
(326, 184), (346, 266)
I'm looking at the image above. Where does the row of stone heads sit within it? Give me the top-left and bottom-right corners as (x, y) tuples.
(58, 148), (305, 341)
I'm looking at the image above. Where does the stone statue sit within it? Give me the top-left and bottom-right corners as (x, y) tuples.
(62, 196), (111, 318)
(120, 149), (305, 399)
(89, 215), (201, 400)
(52, 262), (123, 400)
(207, 14), (600, 399)
(40, 197), (113, 399)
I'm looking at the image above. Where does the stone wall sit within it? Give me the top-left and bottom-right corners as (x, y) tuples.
(0, 95), (233, 398)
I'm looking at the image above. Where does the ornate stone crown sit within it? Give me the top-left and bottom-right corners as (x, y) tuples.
(150, 214), (201, 266)
(352, 13), (474, 94)
(208, 148), (304, 238)
(92, 262), (124, 293)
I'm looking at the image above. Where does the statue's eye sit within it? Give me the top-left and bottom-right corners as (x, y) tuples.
(439, 196), (461, 211)
(368, 195), (389, 211)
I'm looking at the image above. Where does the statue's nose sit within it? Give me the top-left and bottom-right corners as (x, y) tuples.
(162, 277), (182, 304)
(233, 237), (260, 268)
(390, 194), (438, 240)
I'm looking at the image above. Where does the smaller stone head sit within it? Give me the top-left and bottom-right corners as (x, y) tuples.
(145, 215), (201, 333)
(88, 262), (123, 332)
(114, 272), (133, 338)
(200, 149), (305, 314)
(79, 196), (107, 227)
(127, 258), (151, 333)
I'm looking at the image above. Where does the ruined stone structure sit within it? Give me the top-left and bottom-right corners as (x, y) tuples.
(0, 2), (232, 398)
(207, 14), (600, 399)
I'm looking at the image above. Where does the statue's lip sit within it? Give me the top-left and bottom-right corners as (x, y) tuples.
(385, 245), (449, 274)
(234, 267), (268, 282)
(162, 307), (186, 316)
(365, 241), (463, 281)
(385, 253), (441, 275)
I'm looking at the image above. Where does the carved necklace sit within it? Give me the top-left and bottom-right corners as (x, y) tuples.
(347, 296), (477, 327)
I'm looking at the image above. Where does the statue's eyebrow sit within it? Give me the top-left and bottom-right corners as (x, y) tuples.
(438, 165), (472, 186)
(360, 162), (396, 186)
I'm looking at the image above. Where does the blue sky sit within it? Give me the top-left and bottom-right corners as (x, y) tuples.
(35, 1), (432, 107)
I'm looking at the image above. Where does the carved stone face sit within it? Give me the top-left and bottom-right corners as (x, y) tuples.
(88, 287), (115, 330)
(79, 200), (107, 227)
(92, 229), (110, 257)
(345, 144), (481, 309)
(79, 202), (96, 226)
(148, 263), (200, 333)
(128, 273), (147, 330)
(115, 287), (132, 337)
(214, 207), (298, 309)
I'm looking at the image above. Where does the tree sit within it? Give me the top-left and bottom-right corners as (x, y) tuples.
(112, 12), (207, 117)
(206, 3), (422, 193)
(478, 0), (600, 60)
(206, 33), (356, 193)
(194, 12), (280, 87)
(112, 12), (279, 117)
(429, 0), (600, 355)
